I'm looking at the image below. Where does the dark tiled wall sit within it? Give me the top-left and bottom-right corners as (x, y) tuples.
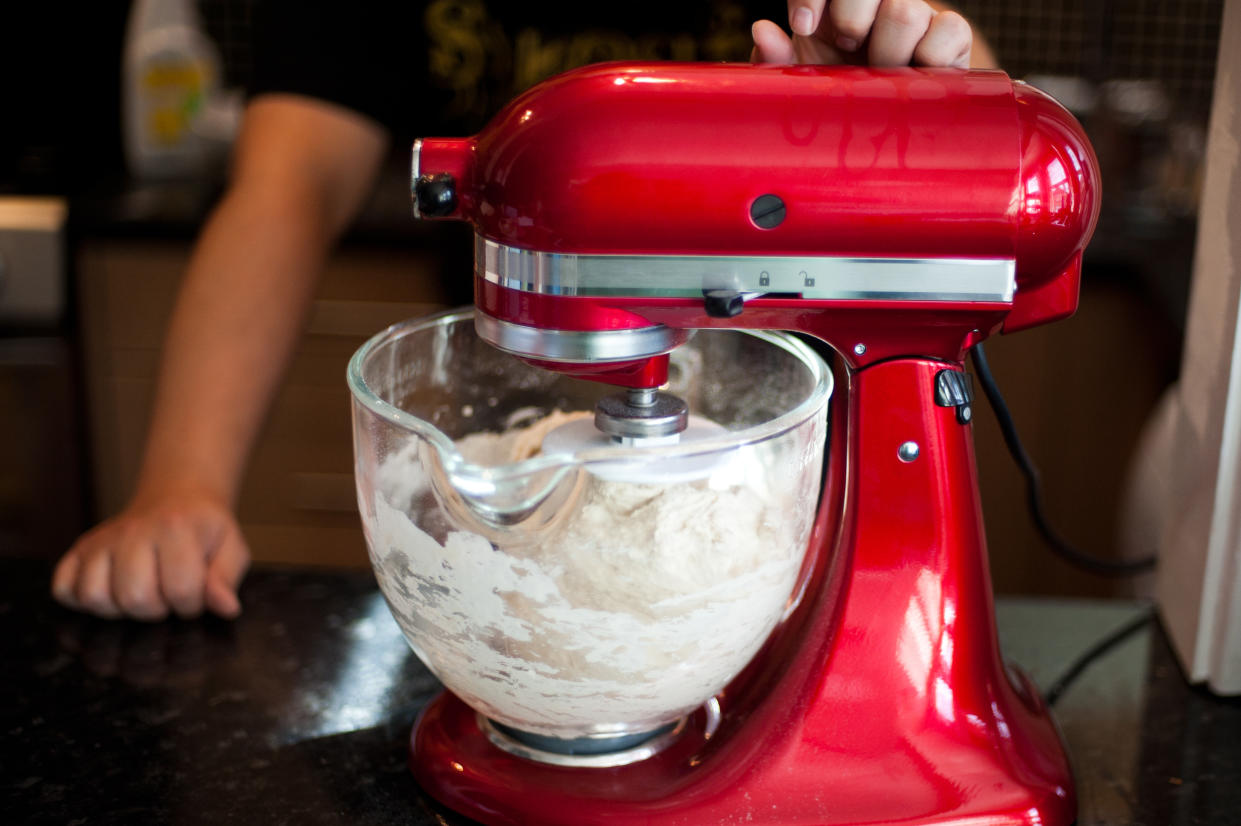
(201, 0), (256, 91)
(202, 1), (1224, 119)
(956, 0), (1223, 118)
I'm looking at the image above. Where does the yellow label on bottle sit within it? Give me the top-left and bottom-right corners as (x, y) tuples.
(139, 58), (208, 146)
(142, 62), (207, 90)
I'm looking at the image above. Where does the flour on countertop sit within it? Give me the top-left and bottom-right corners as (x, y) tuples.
(366, 409), (815, 739)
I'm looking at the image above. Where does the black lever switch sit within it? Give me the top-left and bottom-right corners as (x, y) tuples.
(934, 369), (975, 425)
(704, 290), (745, 318)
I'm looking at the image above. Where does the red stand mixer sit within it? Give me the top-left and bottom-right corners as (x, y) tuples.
(398, 61), (1100, 825)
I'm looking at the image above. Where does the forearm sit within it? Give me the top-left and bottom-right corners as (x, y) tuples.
(132, 185), (333, 507)
(131, 96), (388, 509)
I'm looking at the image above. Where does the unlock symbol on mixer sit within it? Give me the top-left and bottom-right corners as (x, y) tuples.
(802, 271), (815, 287)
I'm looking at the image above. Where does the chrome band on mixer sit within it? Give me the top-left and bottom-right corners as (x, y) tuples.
(474, 312), (691, 363)
(477, 236), (1016, 303)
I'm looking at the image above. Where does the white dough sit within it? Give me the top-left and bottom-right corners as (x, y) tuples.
(364, 410), (815, 739)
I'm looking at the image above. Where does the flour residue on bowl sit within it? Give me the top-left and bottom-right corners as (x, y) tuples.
(365, 409), (818, 739)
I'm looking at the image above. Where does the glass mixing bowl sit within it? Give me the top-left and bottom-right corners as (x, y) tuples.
(348, 309), (831, 744)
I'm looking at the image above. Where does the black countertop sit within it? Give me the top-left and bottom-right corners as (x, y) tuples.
(4, 560), (1238, 825)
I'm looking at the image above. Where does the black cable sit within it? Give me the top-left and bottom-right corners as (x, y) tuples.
(1044, 610), (1155, 706)
(968, 342), (1158, 577)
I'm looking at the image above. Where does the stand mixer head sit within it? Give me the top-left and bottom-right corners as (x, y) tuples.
(354, 61), (1100, 825)
(414, 62), (1096, 373)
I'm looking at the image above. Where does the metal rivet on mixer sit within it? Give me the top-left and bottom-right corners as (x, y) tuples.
(898, 441), (920, 462)
(854, 343), (867, 356)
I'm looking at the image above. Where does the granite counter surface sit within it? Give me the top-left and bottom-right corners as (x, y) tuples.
(3, 560), (1237, 825)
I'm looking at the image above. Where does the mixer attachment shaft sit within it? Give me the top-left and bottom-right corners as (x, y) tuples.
(594, 387), (689, 447)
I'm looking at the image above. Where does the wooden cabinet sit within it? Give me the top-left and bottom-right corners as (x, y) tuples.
(76, 238), (458, 567)
(0, 337), (85, 557)
(971, 278), (1179, 598)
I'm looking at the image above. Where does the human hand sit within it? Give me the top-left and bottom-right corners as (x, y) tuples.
(52, 493), (250, 621)
(753, 1), (985, 69)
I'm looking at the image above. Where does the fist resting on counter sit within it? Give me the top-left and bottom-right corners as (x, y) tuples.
(54, 493), (249, 620)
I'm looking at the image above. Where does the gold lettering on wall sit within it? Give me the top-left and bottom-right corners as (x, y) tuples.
(703, 2), (753, 61)
(426, 0), (750, 120)
(511, 28), (568, 94)
(424, 0), (511, 119)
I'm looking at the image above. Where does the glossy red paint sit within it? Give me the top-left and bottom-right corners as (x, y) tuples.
(406, 62), (1098, 824)
(422, 64), (1023, 258)
(1012, 83), (1102, 288)
(425, 62), (1099, 329)
(517, 353), (669, 388)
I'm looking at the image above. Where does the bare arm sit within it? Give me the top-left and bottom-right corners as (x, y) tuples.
(54, 95), (388, 620)
(137, 96), (387, 514)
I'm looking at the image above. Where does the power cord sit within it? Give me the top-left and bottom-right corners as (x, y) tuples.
(968, 342), (1158, 577)
(1044, 609), (1155, 706)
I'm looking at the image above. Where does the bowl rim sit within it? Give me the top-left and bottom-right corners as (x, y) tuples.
(346, 307), (833, 484)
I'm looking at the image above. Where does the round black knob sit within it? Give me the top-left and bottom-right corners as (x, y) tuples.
(414, 173), (458, 217)
(750, 194), (786, 229)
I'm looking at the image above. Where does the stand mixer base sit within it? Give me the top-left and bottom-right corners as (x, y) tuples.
(411, 681), (1074, 826)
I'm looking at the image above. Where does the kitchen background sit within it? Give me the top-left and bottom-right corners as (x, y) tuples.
(0, 0), (1226, 597)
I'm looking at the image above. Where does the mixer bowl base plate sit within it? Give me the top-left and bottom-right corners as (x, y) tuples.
(479, 715), (687, 767)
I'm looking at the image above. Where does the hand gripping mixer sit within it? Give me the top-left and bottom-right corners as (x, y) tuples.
(401, 62), (1099, 825)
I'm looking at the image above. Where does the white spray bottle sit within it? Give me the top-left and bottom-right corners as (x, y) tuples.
(122, 0), (223, 180)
